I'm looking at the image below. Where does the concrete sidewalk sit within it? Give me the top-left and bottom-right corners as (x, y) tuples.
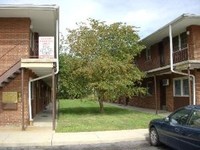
(0, 127), (148, 148)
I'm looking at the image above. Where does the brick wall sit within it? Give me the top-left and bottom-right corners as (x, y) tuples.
(0, 70), (30, 126)
(125, 77), (157, 109)
(0, 18), (31, 126)
(0, 18), (30, 75)
(187, 25), (200, 60)
(136, 43), (160, 71)
(165, 76), (174, 111)
(194, 69), (200, 105)
(137, 37), (171, 72)
(133, 25), (200, 111)
(118, 73), (191, 111)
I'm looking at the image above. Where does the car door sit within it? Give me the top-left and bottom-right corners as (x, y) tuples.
(159, 108), (192, 150)
(177, 125), (200, 150)
(179, 109), (200, 150)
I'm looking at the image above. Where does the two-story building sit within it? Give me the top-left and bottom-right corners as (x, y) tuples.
(0, 5), (59, 130)
(119, 14), (200, 112)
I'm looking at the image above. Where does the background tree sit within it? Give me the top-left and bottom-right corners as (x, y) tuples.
(58, 35), (92, 99)
(66, 18), (146, 112)
(58, 53), (92, 99)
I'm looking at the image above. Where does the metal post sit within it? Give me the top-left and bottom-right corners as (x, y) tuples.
(52, 65), (55, 130)
(55, 74), (57, 119)
(188, 67), (192, 105)
(21, 68), (25, 131)
(154, 75), (158, 114)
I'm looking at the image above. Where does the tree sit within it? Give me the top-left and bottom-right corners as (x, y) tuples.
(58, 35), (92, 99)
(58, 53), (92, 99)
(66, 18), (146, 112)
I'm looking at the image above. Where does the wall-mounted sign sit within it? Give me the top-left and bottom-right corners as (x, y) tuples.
(2, 92), (18, 103)
(39, 36), (54, 59)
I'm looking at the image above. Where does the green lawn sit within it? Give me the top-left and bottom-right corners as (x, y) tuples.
(56, 99), (161, 132)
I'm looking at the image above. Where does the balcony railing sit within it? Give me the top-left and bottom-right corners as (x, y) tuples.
(173, 48), (188, 63)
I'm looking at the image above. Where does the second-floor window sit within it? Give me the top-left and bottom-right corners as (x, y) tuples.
(173, 31), (187, 52)
(145, 48), (151, 61)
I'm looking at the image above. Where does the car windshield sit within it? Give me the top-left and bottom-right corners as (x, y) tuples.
(170, 108), (191, 125)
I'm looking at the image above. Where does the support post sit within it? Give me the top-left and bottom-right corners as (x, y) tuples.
(52, 65), (55, 130)
(188, 67), (192, 105)
(154, 75), (158, 114)
(21, 68), (25, 131)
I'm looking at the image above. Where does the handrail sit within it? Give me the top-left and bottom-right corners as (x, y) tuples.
(0, 39), (29, 77)
(0, 59), (21, 78)
(0, 40), (26, 60)
(0, 60), (21, 84)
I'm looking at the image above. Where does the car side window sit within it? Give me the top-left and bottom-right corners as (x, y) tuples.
(188, 110), (200, 128)
(170, 108), (191, 125)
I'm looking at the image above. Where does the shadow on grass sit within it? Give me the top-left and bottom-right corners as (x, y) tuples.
(59, 106), (137, 115)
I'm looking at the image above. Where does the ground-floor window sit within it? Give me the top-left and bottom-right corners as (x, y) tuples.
(147, 81), (153, 96)
(173, 78), (189, 97)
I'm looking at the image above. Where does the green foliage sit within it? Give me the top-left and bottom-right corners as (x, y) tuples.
(66, 18), (146, 103)
(58, 54), (92, 99)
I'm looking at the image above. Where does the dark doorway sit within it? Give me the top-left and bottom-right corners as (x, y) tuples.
(160, 80), (166, 110)
(159, 42), (165, 66)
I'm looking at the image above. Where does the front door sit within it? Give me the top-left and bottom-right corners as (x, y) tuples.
(159, 42), (165, 66)
(160, 80), (166, 110)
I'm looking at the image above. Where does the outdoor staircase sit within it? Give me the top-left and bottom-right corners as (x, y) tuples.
(0, 61), (21, 88)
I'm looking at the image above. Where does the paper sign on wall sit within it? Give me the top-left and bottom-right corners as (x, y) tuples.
(39, 36), (54, 59)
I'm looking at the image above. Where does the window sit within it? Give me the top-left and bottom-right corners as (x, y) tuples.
(188, 110), (200, 128)
(147, 82), (153, 95)
(173, 78), (189, 96)
(173, 36), (179, 52)
(180, 32), (187, 49)
(173, 32), (188, 52)
(183, 79), (189, 95)
(170, 108), (191, 125)
(145, 48), (151, 61)
(174, 80), (181, 95)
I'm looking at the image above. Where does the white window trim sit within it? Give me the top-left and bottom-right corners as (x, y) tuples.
(173, 77), (189, 97)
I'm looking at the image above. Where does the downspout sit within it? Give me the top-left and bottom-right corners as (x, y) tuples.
(169, 25), (196, 105)
(28, 9), (59, 122)
(28, 79), (33, 124)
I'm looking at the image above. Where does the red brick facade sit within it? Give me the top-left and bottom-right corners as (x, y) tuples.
(119, 24), (200, 112)
(0, 18), (51, 127)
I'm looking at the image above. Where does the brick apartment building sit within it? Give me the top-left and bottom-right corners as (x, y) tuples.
(0, 5), (59, 130)
(119, 14), (200, 112)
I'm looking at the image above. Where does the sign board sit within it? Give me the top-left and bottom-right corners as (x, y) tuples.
(39, 36), (54, 58)
(2, 92), (18, 103)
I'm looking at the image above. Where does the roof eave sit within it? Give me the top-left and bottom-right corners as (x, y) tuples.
(141, 13), (200, 47)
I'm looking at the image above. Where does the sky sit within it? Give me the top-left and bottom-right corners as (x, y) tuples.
(1, 0), (200, 38)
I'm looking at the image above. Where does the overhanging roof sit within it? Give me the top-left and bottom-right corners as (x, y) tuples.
(142, 14), (200, 47)
(0, 4), (59, 36)
(0, 4), (59, 86)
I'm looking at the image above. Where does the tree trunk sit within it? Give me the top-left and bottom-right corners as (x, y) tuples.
(98, 98), (104, 113)
(97, 90), (105, 113)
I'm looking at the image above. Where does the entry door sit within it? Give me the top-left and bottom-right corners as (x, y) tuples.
(159, 42), (165, 66)
(160, 80), (166, 110)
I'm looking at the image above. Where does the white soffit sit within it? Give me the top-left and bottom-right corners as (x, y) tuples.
(142, 14), (200, 47)
(0, 4), (59, 36)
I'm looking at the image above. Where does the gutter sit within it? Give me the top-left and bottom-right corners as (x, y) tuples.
(28, 5), (60, 122)
(169, 25), (196, 105)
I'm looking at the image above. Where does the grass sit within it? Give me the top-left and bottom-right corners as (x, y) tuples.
(56, 99), (161, 132)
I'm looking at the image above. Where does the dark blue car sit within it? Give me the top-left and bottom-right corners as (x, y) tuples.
(149, 105), (200, 150)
